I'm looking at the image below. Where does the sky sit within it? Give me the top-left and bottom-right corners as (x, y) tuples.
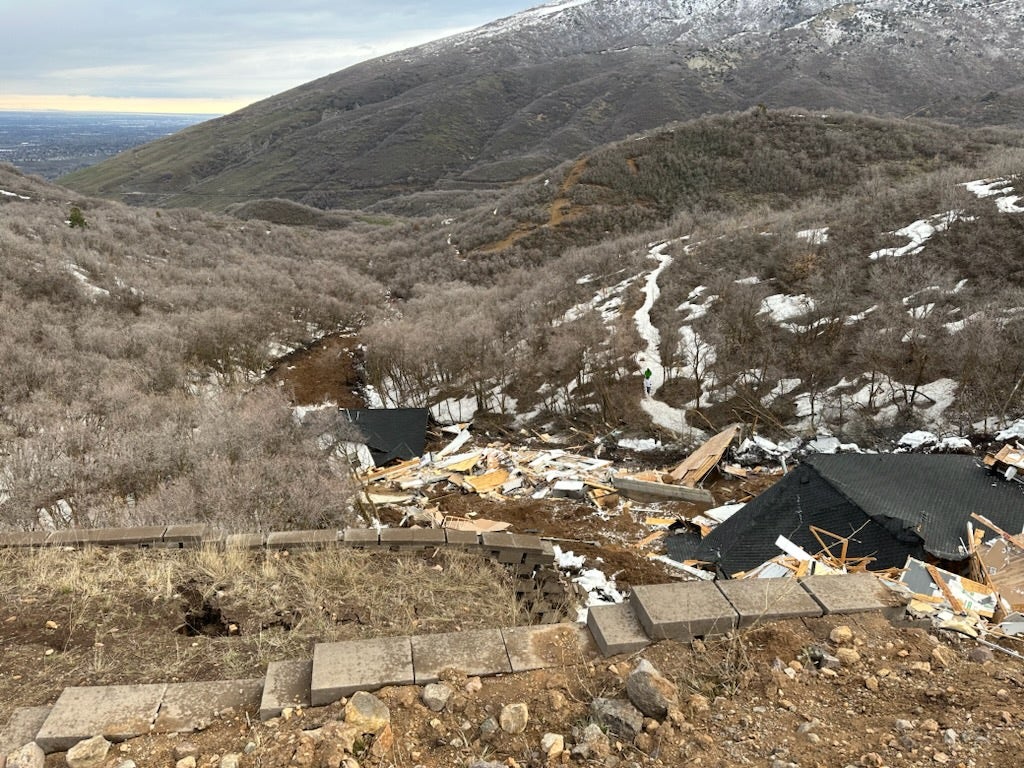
(0, 1), (531, 115)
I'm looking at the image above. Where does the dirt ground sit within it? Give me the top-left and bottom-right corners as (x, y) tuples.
(30, 613), (1024, 768)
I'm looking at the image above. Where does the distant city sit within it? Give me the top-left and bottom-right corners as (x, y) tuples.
(0, 111), (211, 180)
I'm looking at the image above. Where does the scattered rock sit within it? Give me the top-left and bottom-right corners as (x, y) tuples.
(541, 732), (564, 759)
(175, 757), (197, 768)
(465, 677), (483, 696)
(894, 719), (915, 733)
(173, 742), (200, 761)
(835, 647), (861, 665)
(864, 676), (879, 691)
(115, 761), (137, 768)
(422, 683), (453, 713)
(369, 724), (394, 758)
(499, 703), (529, 734)
(479, 717), (499, 740)
(66, 735), (111, 768)
(547, 690), (568, 711)
(590, 698), (643, 739)
(321, 721), (362, 755)
(687, 693), (711, 716)
(219, 755), (240, 768)
(626, 659), (679, 718)
(830, 626), (854, 645)
(931, 646), (952, 669)
(571, 723), (611, 760)
(6, 743), (44, 768)
(909, 661), (932, 674)
(291, 733), (316, 767)
(968, 647), (994, 664)
(344, 692), (390, 735)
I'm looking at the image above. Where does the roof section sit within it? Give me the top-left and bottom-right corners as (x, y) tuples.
(340, 408), (428, 467)
(667, 463), (925, 576)
(806, 454), (1024, 560)
(667, 454), (1024, 575)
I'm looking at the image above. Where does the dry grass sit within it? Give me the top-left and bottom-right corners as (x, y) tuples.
(0, 545), (524, 722)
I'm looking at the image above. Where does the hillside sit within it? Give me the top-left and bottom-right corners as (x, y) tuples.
(59, 0), (1024, 211)
(4, 110), (1024, 531)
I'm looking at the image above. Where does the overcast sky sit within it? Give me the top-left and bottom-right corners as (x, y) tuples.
(0, 1), (531, 114)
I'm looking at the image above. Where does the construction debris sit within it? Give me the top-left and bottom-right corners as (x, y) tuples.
(983, 443), (1024, 482)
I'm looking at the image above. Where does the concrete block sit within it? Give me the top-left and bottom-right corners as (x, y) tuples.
(342, 528), (380, 548)
(35, 683), (167, 752)
(0, 531), (49, 548)
(160, 525), (210, 548)
(443, 528), (479, 548)
(260, 660), (313, 720)
(311, 637), (414, 706)
(155, 679), (263, 733)
(800, 573), (908, 619)
(716, 579), (823, 628)
(502, 623), (593, 672)
(586, 603), (651, 656)
(630, 582), (738, 641)
(0, 707), (52, 755)
(379, 528), (445, 549)
(411, 629), (512, 683)
(266, 530), (340, 550)
(47, 526), (166, 548)
(225, 533), (265, 550)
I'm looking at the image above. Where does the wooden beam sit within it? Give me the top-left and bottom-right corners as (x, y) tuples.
(612, 476), (715, 503)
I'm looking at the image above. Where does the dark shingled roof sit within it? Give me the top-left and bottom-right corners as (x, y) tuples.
(666, 454), (1024, 576)
(340, 408), (428, 467)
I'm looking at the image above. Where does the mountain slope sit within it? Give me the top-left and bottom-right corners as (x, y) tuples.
(61, 0), (1024, 211)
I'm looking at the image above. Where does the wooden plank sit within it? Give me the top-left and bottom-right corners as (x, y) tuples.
(668, 424), (741, 486)
(465, 469), (510, 494)
(926, 563), (964, 614)
(612, 476), (715, 504)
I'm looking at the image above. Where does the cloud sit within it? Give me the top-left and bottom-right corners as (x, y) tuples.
(1, 1), (527, 108)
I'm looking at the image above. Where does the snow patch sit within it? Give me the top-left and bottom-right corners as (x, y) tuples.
(869, 211), (964, 260)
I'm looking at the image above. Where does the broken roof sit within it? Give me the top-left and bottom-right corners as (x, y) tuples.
(340, 408), (428, 467)
(667, 454), (1024, 576)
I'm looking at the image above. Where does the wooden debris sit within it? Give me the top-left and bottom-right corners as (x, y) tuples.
(669, 424), (741, 486)
(442, 515), (511, 533)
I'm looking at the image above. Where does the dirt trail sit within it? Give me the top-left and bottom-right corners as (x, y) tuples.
(266, 334), (366, 407)
(477, 158), (589, 253)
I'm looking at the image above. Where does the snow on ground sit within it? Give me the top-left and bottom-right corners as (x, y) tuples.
(759, 293), (816, 323)
(553, 544), (623, 622)
(1, 189), (30, 200)
(997, 196), (1024, 213)
(796, 227), (829, 244)
(897, 431), (973, 452)
(868, 211), (964, 260)
(962, 177), (1024, 213)
(558, 272), (637, 325)
(65, 263), (110, 298)
(617, 437), (664, 451)
(633, 240), (705, 437)
(734, 275), (761, 285)
(997, 420), (1024, 441)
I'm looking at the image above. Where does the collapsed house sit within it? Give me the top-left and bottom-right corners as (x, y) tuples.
(667, 453), (1024, 578)
(339, 408), (429, 468)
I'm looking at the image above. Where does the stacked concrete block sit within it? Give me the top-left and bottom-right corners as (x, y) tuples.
(48, 526), (167, 548)
(161, 525), (215, 549)
(379, 527), (446, 552)
(0, 530), (49, 547)
(225, 532), (266, 550)
(342, 528), (381, 549)
(442, 528), (480, 550)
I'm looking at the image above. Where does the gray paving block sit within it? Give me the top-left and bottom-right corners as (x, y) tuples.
(502, 624), (594, 672)
(311, 636), (414, 706)
(260, 660), (313, 720)
(0, 531), (49, 548)
(342, 528), (380, 548)
(155, 679), (263, 732)
(411, 629), (512, 683)
(443, 528), (480, 548)
(717, 579), (824, 628)
(586, 603), (651, 656)
(800, 573), (907, 618)
(266, 529), (340, 550)
(47, 526), (166, 548)
(35, 683), (167, 752)
(630, 582), (738, 641)
(379, 528), (446, 549)
(225, 533), (265, 549)
(0, 706), (52, 754)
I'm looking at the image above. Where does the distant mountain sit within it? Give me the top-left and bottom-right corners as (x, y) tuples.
(61, 0), (1024, 211)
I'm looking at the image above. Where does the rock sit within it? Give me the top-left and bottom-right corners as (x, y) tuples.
(864, 676), (879, 691)
(499, 703), (529, 734)
(909, 661), (932, 674)
(968, 647), (994, 664)
(894, 719), (915, 733)
(830, 626), (854, 645)
(369, 724), (394, 758)
(687, 693), (711, 716)
(920, 718), (939, 733)
(590, 698), (643, 739)
(942, 728), (958, 747)
(547, 690), (568, 711)
(465, 677), (483, 695)
(571, 723), (611, 760)
(626, 659), (679, 718)
(66, 736), (111, 768)
(291, 733), (316, 766)
(6, 743), (44, 768)
(931, 646), (953, 669)
(422, 683), (453, 713)
(835, 647), (861, 665)
(541, 733), (564, 759)
(321, 721), (362, 755)
(219, 755), (240, 768)
(116, 761), (137, 768)
(479, 717), (499, 740)
(176, 758), (197, 768)
(174, 742), (200, 761)
(344, 692), (390, 735)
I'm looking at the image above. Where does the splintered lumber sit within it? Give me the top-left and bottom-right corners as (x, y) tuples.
(464, 469), (510, 494)
(669, 424), (741, 486)
(612, 475), (715, 503)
